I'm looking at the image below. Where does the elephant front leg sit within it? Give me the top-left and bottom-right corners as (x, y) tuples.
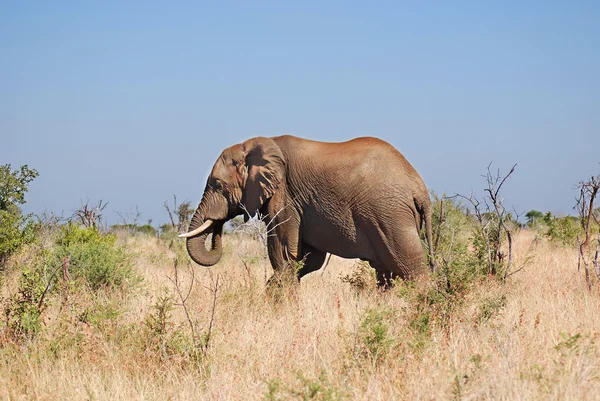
(265, 223), (302, 287)
(266, 229), (300, 270)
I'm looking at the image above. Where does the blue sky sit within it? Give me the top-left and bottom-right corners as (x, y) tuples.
(2, 2), (599, 225)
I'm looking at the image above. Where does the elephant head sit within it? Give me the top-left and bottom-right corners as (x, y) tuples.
(179, 137), (286, 266)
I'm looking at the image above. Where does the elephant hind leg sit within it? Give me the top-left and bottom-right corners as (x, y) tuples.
(297, 243), (327, 280)
(386, 228), (427, 280)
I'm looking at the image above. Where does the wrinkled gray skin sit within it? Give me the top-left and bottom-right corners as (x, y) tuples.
(185, 135), (434, 288)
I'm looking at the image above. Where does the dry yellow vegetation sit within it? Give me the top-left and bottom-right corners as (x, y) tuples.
(1, 229), (599, 400)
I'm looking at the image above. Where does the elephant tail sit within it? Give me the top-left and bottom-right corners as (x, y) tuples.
(417, 198), (436, 273)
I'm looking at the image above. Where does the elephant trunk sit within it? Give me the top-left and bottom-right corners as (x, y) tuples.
(185, 207), (224, 266)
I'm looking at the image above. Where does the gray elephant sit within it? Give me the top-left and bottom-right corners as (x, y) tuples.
(179, 135), (434, 287)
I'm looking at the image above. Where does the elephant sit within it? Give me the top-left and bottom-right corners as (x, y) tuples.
(179, 135), (434, 287)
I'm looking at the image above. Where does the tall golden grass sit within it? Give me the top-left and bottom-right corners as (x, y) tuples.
(1, 230), (599, 400)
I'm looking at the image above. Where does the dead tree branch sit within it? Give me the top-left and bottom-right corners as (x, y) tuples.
(575, 173), (600, 289)
(484, 163), (517, 280)
(74, 200), (107, 228)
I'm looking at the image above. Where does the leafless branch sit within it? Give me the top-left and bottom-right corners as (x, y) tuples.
(114, 205), (142, 226)
(164, 195), (177, 228)
(166, 258), (199, 350)
(452, 163), (518, 279)
(201, 271), (223, 356)
(74, 200), (108, 228)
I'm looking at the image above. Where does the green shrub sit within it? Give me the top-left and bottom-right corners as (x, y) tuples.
(0, 164), (39, 267)
(430, 193), (477, 261)
(142, 290), (199, 362)
(543, 213), (583, 246)
(355, 306), (395, 365)
(51, 222), (139, 291)
(395, 235), (491, 353)
(4, 266), (48, 339)
(145, 292), (174, 342)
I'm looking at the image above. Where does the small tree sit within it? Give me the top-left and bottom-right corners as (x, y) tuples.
(525, 210), (544, 227)
(575, 173), (600, 290)
(0, 165), (39, 267)
(163, 195), (194, 234)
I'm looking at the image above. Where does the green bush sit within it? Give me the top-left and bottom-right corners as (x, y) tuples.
(430, 193), (477, 261)
(0, 164), (39, 267)
(394, 231), (488, 354)
(51, 222), (140, 291)
(4, 266), (48, 339)
(543, 213), (583, 246)
(356, 306), (395, 365)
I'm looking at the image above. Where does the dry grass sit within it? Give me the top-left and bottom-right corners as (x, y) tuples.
(1, 230), (600, 400)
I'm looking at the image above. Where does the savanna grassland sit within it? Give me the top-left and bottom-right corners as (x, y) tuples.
(1, 221), (599, 401)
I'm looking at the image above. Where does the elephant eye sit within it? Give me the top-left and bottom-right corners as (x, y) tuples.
(214, 179), (226, 191)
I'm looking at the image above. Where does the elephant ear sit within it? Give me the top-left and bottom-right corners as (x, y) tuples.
(241, 137), (285, 220)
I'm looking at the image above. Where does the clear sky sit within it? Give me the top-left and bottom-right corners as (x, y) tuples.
(2, 1), (599, 225)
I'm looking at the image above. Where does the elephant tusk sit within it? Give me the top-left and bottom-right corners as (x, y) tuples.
(178, 220), (214, 238)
